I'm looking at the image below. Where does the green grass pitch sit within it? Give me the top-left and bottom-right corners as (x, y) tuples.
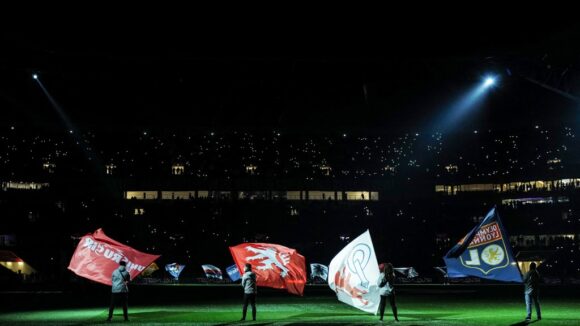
(0, 295), (578, 325)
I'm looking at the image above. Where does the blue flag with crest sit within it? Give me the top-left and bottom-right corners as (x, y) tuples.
(226, 264), (241, 282)
(444, 207), (522, 283)
(165, 263), (185, 280)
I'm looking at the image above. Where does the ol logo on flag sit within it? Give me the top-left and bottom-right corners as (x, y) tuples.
(459, 222), (510, 274)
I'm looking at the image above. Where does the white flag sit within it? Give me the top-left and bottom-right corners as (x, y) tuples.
(394, 267), (419, 278)
(328, 230), (380, 314)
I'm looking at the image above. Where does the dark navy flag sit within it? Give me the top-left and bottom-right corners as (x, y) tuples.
(226, 264), (241, 282)
(201, 264), (223, 279)
(444, 207), (522, 283)
(165, 263), (185, 280)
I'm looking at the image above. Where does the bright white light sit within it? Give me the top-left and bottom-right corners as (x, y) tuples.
(32, 74), (38, 80)
(483, 77), (495, 87)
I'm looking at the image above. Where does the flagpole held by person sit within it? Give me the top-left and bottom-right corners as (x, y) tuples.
(377, 263), (399, 322)
(240, 263), (257, 321)
(107, 261), (131, 322)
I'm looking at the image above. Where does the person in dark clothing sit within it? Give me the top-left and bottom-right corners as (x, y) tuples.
(107, 261), (131, 322)
(524, 262), (541, 321)
(377, 262), (399, 322)
(241, 263), (257, 321)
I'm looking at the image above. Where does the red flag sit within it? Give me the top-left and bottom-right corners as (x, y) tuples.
(68, 229), (160, 285)
(229, 242), (307, 296)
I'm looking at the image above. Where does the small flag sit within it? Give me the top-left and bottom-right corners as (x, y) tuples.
(310, 263), (329, 281)
(165, 263), (185, 280)
(226, 264), (241, 281)
(142, 262), (159, 277)
(394, 267), (419, 278)
(201, 264), (223, 279)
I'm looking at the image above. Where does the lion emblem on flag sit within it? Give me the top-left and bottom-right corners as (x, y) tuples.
(245, 246), (290, 277)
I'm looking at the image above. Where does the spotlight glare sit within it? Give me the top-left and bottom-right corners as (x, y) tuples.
(483, 77), (495, 87)
(32, 74), (38, 80)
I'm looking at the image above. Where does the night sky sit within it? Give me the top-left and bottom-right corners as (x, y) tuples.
(2, 21), (580, 132)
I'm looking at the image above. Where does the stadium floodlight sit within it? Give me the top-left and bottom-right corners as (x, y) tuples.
(431, 74), (499, 132)
(483, 76), (495, 88)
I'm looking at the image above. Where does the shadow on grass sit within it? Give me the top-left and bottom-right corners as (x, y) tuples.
(213, 323), (271, 326)
(118, 310), (195, 320)
(292, 312), (368, 318)
(510, 320), (538, 326)
(287, 312), (457, 325)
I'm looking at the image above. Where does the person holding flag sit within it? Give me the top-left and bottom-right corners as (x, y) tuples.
(523, 262), (541, 321)
(229, 242), (306, 295)
(240, 263), (257, 321)
(68, 228), (160, 285)
(107, 261), (131, 322)
(378, 263), (399, 322)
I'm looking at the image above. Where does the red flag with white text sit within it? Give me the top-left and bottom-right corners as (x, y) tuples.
(229, 243), (307, 295)
(68, 229), (160, 285)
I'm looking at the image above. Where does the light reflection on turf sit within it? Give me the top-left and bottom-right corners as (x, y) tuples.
(1, 298), (579, 325)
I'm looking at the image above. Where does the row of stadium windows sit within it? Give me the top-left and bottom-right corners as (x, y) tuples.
(436, 178), (580, 195)
(510, 234), (576, 248)
(1, 181), (49, 191)
(124, 190), (379, 201)
(501, 196), (569, 206)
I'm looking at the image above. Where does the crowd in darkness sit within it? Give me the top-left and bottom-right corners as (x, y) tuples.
(1, 125), (580, 284)
(0, 124), (578, 182)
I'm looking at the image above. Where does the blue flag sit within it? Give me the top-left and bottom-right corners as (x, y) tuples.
(226, 264), (241, 281)
(310, 263), (329, 281)
(444, 207), (522, 283)
(165, 263), (185, 280)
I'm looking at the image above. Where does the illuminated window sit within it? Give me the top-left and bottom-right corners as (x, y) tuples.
(134, 208), (145, 215)
(42, 162), (56, 174)
(502, 197), (569, 206)
(308, 191), (337, 200)
(445, 164), (458, 173)
(2, 181), (49, 191)
(438, 178), (580, 195)
(384, 166), (395, 172)
(320, 165), (332, 176)
(161, 191), (194, 200)
(172, 164), (185, 175)
(245, 165), (257, 175)
(345, 191), (371, 201)
(238, 191), (267, 200)
(124, 191), (158, 200)
(105, 164), (116, 175)
(286, 191), (301, 200)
